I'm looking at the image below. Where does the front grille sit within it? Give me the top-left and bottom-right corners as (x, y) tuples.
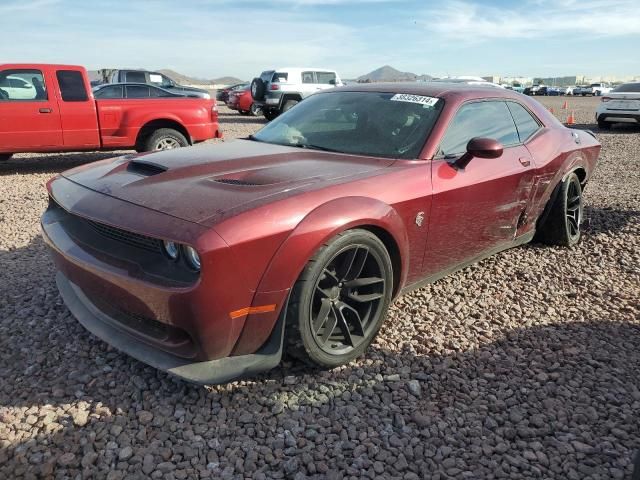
(87, 220), (162, 253)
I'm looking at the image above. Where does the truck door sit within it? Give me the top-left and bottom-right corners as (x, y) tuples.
(0, 67), (63, 150)
(54, 69), (100, 149)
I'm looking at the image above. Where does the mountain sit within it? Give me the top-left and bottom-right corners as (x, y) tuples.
(212, 76), (245, 85)
(356, 65), (432, 83)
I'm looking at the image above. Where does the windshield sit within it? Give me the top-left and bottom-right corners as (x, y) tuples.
(252, 91), (443, 159)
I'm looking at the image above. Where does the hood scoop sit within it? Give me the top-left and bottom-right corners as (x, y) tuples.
(127, 160), (168, 176)
(213, 178), (266, 186)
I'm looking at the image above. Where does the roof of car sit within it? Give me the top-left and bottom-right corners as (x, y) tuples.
(332, 82), (523, 100)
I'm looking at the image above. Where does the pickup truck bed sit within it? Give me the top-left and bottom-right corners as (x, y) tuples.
(0, 64), (221, 159)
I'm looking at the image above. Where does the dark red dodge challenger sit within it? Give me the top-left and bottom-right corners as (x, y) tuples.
(41, 83), (600, 384)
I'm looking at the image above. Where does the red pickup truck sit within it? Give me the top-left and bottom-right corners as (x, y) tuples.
(0, 64), (221, 161)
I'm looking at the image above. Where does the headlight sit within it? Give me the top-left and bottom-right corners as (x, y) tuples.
(184, 246), (201, 271)
(163, 241), (179, 260)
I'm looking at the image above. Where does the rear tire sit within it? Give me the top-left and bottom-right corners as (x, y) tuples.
(143, 128), (188, 152)
(263, 109), (279, 121)
(536, 172), (583, 247)
(285, 229), (393, 368)
(282, 99), (299, 113)
(0, 153), (13, 161)
(249, 103), (261, 116)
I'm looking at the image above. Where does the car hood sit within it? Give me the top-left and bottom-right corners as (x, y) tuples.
(61, 140), (395, 226)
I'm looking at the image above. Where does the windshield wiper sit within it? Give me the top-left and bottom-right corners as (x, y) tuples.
(296, 143), (343, 153)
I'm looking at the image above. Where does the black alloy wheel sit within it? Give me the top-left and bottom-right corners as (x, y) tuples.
(286, 229), (393, 367)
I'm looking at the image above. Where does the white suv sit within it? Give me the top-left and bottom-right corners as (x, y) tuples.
(595, 82), (640, 129)
(250, 68), (343, 120)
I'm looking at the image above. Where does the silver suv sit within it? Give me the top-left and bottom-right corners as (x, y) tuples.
(250, 68), (343, 120)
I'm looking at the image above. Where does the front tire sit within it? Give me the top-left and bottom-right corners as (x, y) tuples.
(0, 153), (13, 161)
(143, 128), (188, 152)
(285, 229), (393, 368)
(536, 172), (584, 247)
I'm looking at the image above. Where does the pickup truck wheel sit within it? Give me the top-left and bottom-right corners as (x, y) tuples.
(282, 99), (299, 113)
(0, 153), (13, 161)
(144, 129), (188, 152)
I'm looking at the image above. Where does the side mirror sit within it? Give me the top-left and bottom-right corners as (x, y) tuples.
(455, 137), (504, 169)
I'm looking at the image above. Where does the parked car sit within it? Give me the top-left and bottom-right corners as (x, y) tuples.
(536, 86), (549, 96)
(216, 83), (246, 103)
(0, 75), (38, 99)
(93, 83), (190, 99)
(565, 86), (577, 95)
(250, 68), (343, 121)
(579, 83), (612, 96)
(42, 83), (600, 384)
(108, 69), (211, 99)
(595, 82), (640, 129)
(0, 64), (221, 161)
(226, 85), (261, 116)
(546, 86), (564, 96)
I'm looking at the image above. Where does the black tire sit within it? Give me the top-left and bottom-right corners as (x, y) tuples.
(239, 110), (250, 116)
(282, 99), (299, 113)
(0, 153), (13, 161)
(536, 172), (583, 247)
(249, 103), (261, 116)
(250, 78), (265, 101)
(143, 128), (188, 152)
(263, 109), (279, 121)
(285, 229), (393, 368)
(598, 120), (611, 130)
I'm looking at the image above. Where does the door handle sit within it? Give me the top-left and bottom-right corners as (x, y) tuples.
(519, 157), (531, 167)
(39, 108), (52, 114)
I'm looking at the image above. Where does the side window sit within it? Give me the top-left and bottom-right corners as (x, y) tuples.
(126, 85), (150, 98)
(301, 71), (315, 84)
(94, 85), (123, 99)
(439, 101), (519, 157)
(506, 102), (541, 143)
(271, 72), (288, 83)
(56, 70), (88, 101)
(0, 69), (47, 101)
(149, 86), (173, 97)
(315, 72), (336, 84)
(125, 71), (147, 83)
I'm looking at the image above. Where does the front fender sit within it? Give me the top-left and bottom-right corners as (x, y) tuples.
(257, 196), (409, 294)
(230, 196), (409, 356)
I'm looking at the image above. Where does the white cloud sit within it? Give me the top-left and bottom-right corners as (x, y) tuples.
(421, 0), (640, 41)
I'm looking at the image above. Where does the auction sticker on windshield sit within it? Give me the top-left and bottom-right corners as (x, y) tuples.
(390, 94), (439, 106)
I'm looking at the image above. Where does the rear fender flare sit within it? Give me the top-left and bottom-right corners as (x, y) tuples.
(255, 196), (409, 296)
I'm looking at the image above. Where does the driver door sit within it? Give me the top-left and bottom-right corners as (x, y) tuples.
(422, 100), (535, 278)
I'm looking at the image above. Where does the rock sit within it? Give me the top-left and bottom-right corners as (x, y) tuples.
(406, 380), (422, 396)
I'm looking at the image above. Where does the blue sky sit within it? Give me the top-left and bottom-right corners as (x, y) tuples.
(1, 0), (638, 80)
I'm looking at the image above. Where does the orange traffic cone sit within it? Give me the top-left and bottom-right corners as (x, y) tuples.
(566, 111), (575, 125)
(562, 100), (568, 109)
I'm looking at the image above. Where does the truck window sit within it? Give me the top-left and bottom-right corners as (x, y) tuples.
(56, 70), (88, 102)
(125, 71), (147, 83)
(0, 69), (47, 101)
(301, 72), (315, 84)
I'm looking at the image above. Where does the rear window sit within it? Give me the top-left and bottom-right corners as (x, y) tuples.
(612, 83), (640, 92)
(56, 70), (88, 101)
(316, 72), (336, 84)
(271, 72), (288, 83)
(125, 71), (147, 83)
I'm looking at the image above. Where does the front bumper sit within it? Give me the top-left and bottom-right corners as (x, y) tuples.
(56, 271), (286, 385)
(41, 176), (287, 383)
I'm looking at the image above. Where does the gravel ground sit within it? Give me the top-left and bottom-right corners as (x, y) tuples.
(1, 97), (639, 479)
